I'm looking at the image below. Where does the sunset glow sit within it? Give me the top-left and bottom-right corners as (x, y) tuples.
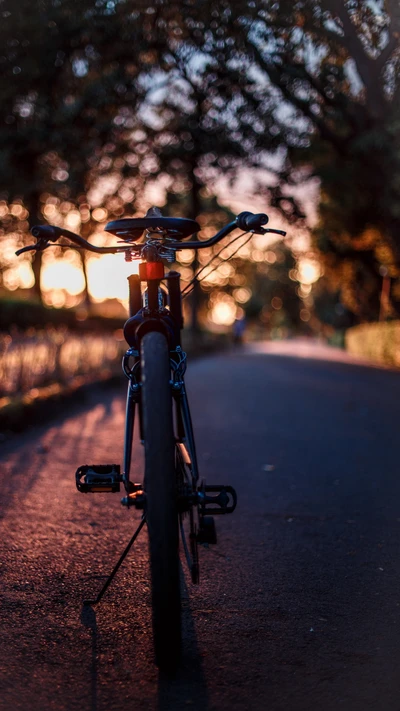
(3, 261), (34, 291)
(5, 251), (140, 306)
(42, 260), (85, 295)
(86, 254), (139, 302)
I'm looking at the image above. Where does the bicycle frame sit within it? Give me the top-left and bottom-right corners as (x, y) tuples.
(17, 209), (283, 664)
(121, 266), (199, 498)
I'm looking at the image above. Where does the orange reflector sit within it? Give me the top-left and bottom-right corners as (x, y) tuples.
(139, 262), (165, 281)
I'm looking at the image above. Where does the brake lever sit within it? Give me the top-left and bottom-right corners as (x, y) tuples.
(15, 237), (49, 256)
(260, 228), (287, 237)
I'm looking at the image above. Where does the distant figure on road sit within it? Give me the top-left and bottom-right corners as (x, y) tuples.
(233, 316), (246, 345)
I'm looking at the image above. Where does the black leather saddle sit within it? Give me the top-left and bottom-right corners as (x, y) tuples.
(105, 217), (200, 240)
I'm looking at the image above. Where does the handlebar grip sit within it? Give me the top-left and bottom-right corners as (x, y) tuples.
(236, 212), (269, 232)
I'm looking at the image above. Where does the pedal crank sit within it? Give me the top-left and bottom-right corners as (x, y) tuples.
(76, 465), (122, 493)
(197, 515), (217, 544)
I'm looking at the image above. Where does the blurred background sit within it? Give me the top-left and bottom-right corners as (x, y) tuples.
(0, 0), (399, 413)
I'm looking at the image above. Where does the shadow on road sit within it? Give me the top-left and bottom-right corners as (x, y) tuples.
(78, 571), (210, 711)
(80, 604), (98, 711)
(157, 575), (210, 711)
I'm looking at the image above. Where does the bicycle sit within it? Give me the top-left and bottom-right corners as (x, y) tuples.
(17, 208), (286, 670)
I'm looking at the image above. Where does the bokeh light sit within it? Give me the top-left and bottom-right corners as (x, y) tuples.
(208, 293), (237, 326)
(41, 260), (86, 295)
(297, 258), (321, 285)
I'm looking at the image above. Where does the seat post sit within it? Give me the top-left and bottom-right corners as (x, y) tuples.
(128, 274), (142, 318)
(166, 271), (182, 345)
(147, 279), (160, 311)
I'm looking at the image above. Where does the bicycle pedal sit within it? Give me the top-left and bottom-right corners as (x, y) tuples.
(76, 465), (122, 493)
(197, 516), (217, 544)
(198, 485), (237, 514)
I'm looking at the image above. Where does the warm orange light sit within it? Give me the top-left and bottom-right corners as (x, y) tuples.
(92, 207), (108, 222)
(208, 294), (237, 326)
(3, 262), (35, 290)
(271, 296), (283, 310)
(297, 258), (321, 285)
(233, 287), (251, 303)
(300, 309), (311, 322)
(87, 254), (139, 301)
(10, 204), (28, 219)
(43, 204), (58, 218)
(42, 260), (85, 295)
(178, 249), (195, 265)
(64, 211), (81, 230)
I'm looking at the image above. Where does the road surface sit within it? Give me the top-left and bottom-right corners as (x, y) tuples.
(1, 341), (400, 711)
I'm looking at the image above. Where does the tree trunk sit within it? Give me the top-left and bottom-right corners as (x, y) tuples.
(78, 221), (93, 306)
(27, 193), (43, 303)
(31, 251), (43, 303)
(80, 251), (91, 306)
(189, 165), (202, 335)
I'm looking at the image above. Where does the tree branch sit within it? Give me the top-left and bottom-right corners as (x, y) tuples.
(376, 35), (399, 70)
(321, 0), (388, 112)
(322, 1), (373, 76)
(247, 41), (346, 150)
(385, 0), (400, 33)
(376, 0), (400, 71)
(290, 62), (343, 109)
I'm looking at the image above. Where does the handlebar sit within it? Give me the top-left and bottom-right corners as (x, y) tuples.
(171, 213), (284, 249)
(15, 212), (286, 257)
(32, 225), (128, 254)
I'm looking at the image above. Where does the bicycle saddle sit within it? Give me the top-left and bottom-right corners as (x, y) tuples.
(105, 216), (200, 240)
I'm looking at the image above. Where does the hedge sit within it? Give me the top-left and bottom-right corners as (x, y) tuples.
(345, 321), (400, 367)
(0, 327), (229, 433)
(0, 298), (123, 332)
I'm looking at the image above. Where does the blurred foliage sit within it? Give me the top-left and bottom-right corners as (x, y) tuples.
(0, 297), (123, 332)
(225, 245), (303, 332)
(312, 277), (356, 328)
(346, 320), (400, 367)
(217, 0), (400, 321)
(163, 191), (304, 333)
(0, 0), (149, 196)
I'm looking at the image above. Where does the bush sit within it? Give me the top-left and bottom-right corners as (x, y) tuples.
(345, 321), (400, 367)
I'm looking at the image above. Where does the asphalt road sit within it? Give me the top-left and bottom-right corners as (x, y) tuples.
(1, 341), (400, 711)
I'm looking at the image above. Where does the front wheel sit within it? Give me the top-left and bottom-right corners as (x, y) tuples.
(140, 331), (181, 669)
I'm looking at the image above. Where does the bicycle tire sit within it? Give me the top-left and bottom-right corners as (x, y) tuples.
(140, 331), (181, 669)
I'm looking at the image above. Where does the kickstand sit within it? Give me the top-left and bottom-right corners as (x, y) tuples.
(83, 516), (146, 606)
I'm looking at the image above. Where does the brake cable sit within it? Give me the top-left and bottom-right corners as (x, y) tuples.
(182, 231), (253, 300)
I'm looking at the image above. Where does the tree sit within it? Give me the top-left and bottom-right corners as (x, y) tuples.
(0, 0), (147, 301)
(120, 11), (288, 329)
(117, 0), (400, 322)
(211, 0), (400, 320)
(6, 0), (379, 328)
